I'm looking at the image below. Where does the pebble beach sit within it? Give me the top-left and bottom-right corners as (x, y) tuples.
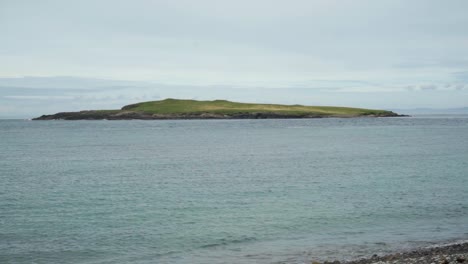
(314, 242), (468, 264)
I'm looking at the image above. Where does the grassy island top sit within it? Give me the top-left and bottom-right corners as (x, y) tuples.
(121, 98), (394, 116)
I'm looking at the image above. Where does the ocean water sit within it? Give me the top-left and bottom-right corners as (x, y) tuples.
(1, 116), (467, 264)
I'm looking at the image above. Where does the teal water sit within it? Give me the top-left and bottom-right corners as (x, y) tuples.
(1, 117), (467, 264)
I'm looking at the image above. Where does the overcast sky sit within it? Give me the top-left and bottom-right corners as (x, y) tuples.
(1, 0), (468, 118)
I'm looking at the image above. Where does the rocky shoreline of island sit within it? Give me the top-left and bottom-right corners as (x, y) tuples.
(32, 110), (405, 120)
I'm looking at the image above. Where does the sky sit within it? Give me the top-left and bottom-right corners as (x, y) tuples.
(1, 0), (468, 118)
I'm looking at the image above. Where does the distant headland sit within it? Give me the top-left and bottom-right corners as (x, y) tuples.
(33, 99), (406, 120)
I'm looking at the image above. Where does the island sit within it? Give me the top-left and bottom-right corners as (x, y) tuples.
(33, 98), (405, 120)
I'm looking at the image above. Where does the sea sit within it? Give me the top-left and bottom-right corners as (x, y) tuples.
(1, 116), (467, 264)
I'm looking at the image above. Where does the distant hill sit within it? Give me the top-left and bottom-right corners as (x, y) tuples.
(33, 99), (403, 120)
(392, 107), (468, 115)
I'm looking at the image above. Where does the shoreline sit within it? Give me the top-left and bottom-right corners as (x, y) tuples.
(313, 242), (468, 264)
(32, 111), (407, 120)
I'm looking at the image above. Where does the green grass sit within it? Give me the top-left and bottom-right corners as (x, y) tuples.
(89, 110), (121, 114)
(120, 98), (395, 116)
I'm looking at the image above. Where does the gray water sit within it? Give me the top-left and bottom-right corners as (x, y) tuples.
(1, 117), (467, 264)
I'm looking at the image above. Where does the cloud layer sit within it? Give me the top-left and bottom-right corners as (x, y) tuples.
(1, 0), (467, 117)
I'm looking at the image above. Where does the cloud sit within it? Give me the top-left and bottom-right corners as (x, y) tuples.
(2, 0), (468, 88)
(404, 85), (416, 91)
(454, 84), (467, 90)
(419, 85), (438, 91)
(1, 1), (468, 115)
(453, 71), (468, 82)
(4, 95), (75, 100)
(402, 83), (468, 92)
(0, 76), (154, 89)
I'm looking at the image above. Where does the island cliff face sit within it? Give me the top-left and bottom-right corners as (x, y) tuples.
(33, 99), (405, 120)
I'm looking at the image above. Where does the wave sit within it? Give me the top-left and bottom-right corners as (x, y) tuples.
(200, 236), (257, 249)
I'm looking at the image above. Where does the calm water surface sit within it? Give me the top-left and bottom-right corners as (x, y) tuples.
(1, 117), (467, 263)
